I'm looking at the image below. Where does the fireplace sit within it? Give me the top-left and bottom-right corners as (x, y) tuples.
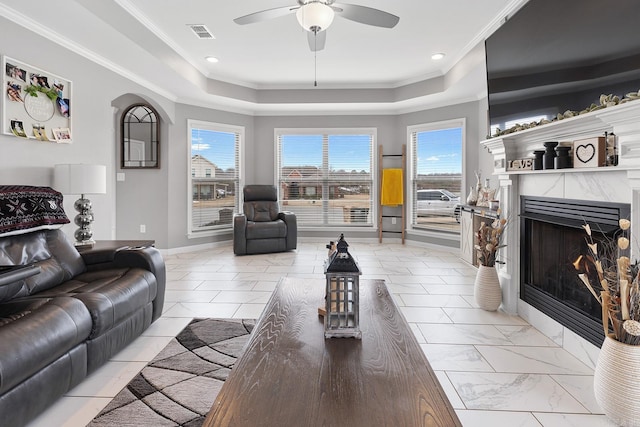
(479, 101), (640, 363)
(520, 196), (630, 347)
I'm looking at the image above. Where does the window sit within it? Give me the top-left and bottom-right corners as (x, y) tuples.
(276, 129), (375, 227)
(408, 119), (464, 234)
(188, 120), (243, 235)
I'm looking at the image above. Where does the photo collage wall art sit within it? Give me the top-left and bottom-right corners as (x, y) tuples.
(3, 56), (72, 143)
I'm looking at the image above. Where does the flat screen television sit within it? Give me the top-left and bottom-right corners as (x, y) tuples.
(485, 0), (640, 136)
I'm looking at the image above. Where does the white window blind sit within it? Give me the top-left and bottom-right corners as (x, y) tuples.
(409, 120), (463, 234)
(188, 120), (242, 234)
(276, 129), (375, 227)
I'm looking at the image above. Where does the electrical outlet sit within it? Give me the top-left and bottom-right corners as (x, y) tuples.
(140, 224), (146, 233)
(391, 217), (397, 225)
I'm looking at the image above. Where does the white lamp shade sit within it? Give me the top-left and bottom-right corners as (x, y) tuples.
(296, 2), (334, 32)
(54, 164), (107, 195)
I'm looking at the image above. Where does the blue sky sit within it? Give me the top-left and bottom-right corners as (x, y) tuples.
(191, 129), (236, 170)
(416, 127), (462, 174)
(191, 128), (462, 174)
(280, 134), (371, 172)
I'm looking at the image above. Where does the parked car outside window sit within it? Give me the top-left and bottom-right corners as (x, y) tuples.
(416, 189), (461, 221)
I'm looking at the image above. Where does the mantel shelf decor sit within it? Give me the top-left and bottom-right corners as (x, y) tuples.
(489, 93), (640, 139)
(482, 100), (640, 174)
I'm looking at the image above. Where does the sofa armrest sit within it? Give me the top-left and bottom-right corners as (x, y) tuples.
(233, 214), (248, 255)
(279, 211), (297, 250)
(0, 265), (41, 302)
(112, 247), (166, 321)
(79, 248), (118, 266)
(0, 264), (40, 287)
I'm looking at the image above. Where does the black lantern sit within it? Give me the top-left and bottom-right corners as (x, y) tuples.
(324, 234), (362, 339)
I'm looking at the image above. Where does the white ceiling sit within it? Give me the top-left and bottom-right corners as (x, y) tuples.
(0, 0), (527, 115)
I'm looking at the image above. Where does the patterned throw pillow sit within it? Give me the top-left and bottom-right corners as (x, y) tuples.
(0, 185), (69, 236)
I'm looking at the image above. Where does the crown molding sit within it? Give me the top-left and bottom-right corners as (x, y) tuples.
(0, 2), (488, 116)
(443, 0), (529, 77)
(0, 3), (177, 102)
(114, 0), (210, 78)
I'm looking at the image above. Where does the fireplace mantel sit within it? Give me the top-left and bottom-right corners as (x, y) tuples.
(477, 100), (640, 366)
(482, 100), (640, 173)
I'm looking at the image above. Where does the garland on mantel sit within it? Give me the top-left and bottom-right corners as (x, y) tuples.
(489, 92), (640, 138)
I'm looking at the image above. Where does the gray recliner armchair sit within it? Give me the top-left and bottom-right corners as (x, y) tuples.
(233, 185), (297, 255)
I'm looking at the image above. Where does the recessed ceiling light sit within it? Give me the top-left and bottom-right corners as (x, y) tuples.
(431, 53), (445, 60)
(205, 56), (219, 63)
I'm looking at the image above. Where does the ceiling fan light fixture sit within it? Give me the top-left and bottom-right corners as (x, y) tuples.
(296, 2), (335, 32)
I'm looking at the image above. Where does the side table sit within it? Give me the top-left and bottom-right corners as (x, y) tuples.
(76, 240), (155, 253)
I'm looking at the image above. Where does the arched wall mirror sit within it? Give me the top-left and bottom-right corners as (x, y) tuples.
(121, 103), (160, 168)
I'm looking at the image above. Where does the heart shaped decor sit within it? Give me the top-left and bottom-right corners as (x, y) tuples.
(576, 144), (595, 164)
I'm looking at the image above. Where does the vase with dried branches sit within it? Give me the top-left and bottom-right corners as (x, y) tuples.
(473, 217), (507, 311)
(574, 219), (640, 426)
(575, 220), (640, 343)
(475, 217), (507, 268)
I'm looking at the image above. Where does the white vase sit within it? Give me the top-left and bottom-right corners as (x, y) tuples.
(594, 335), (640, 426)
(466, 186), (477, 205)
(474, 265), (501, 311)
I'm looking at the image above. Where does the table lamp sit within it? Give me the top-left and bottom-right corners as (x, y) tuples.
(54, 164), (106, 247)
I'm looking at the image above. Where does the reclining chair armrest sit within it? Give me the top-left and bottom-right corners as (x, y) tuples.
(113, 247), (166, 321)
(233, 214), (248, 255)
(279, 211), (297, 250)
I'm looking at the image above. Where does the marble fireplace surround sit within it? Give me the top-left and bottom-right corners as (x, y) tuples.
(482, 101), (640, 367)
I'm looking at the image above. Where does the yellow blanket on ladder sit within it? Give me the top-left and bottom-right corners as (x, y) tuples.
(381, 168), (403, 206)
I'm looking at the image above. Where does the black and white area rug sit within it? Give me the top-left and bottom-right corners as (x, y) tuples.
(88, 318), (254, 427)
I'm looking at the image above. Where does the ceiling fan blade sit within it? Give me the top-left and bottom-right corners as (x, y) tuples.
(234, 6), (297, 25)
(333, 3), (399, 28)
(307, 30), (326, 52)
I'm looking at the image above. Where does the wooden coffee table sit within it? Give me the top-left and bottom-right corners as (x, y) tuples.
(203, 277), (461, 427)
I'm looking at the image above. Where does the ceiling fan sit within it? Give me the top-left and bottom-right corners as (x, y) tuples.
(234, 0), (400, 52)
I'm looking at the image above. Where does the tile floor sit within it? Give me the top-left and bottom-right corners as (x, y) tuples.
(27, 241), (615, 427)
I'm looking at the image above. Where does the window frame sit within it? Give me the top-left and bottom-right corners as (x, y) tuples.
(274, 127), (376, 230)
(187, 119), (244, 238)
(407, 118), (465, 236)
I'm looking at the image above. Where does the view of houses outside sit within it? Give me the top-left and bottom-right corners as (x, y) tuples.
(276, 133), (374, 227)
(412, 126), (463, 233)
(189, 124), (462, 234)
(190, 127), (238, 231)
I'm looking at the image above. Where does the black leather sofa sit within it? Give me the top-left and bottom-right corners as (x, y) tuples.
(0, 208), (165, 426)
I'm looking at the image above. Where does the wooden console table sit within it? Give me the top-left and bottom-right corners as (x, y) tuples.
(203, 278), (461, 427)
